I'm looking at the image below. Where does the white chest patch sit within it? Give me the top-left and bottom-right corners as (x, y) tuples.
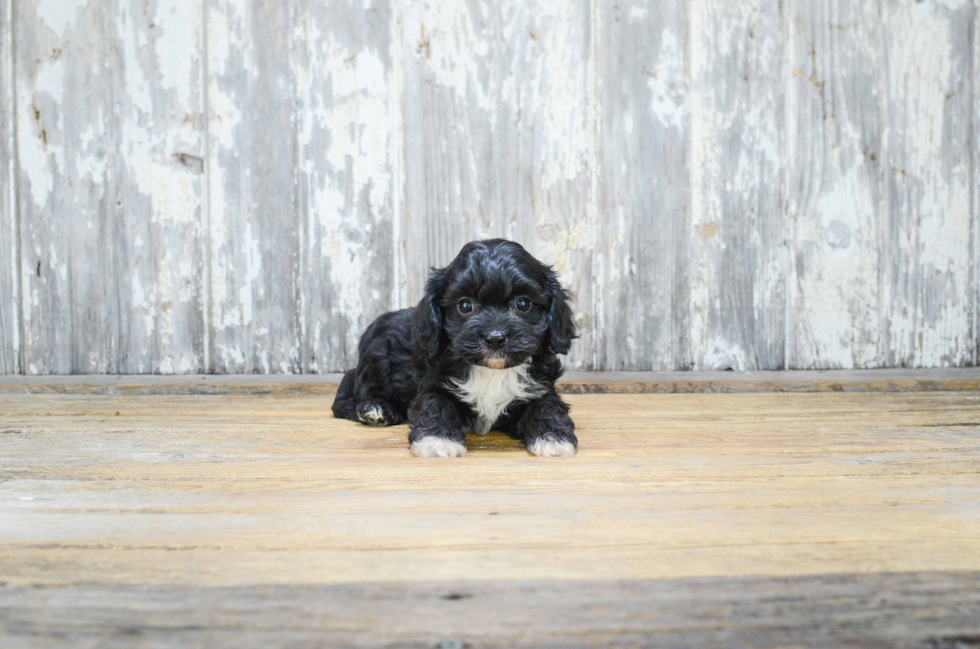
(446, 363), (547, 435)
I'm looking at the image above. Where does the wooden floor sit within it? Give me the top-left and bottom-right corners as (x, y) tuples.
(2, 385), (980, 647)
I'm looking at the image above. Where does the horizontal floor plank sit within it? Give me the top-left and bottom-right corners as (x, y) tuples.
(1, 390), (979, 647)
(3, 572), (980, 649)
(2, 392), (979, 585)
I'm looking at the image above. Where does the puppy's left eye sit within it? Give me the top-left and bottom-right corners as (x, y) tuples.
(514, 297), (531, 312)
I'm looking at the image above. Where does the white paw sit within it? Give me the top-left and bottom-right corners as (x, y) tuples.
(528, 438), (577, 457)
(410, 437), (467, 458)
(357, 405), (386, 426)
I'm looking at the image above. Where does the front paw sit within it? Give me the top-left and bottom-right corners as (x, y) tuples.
(356, 400), (403, 427)
(525, 418), (578, 457)
(527, 436), (577, 457)
(410, 435), (467, 458)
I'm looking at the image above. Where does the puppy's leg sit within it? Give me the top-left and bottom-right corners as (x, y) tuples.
(513, 393), (577, 457)
(331, 370), (359, 421)
(352, 362), (405, 426)
(407, 392), (467, 457)
(355, 398), (404, 427)
(333, 370), (404, 427)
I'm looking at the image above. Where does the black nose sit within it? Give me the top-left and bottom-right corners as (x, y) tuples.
(485, 331), (506, 349)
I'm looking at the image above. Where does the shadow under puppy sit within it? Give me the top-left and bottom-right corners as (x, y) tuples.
(332, 239), (578, 458)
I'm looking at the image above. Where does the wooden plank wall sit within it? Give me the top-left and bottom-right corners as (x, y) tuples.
(0, 0), (16, 373)
(13, 0), (207, 374)
(0, 0), (976, 374)
(206, 0), (395, 373)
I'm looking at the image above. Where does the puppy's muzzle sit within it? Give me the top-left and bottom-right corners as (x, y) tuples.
(484, 330), (506, 350)
(482, 331), (509, 369)
(483, 356), (508, 369)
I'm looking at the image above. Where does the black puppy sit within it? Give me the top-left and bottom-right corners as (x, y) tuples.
(332, 239), (578, 458)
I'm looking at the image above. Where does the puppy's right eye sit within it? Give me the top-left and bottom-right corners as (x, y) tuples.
(458, 299), (474, 315)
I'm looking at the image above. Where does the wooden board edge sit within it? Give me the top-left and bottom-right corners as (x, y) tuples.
(1, 369), (979, 395)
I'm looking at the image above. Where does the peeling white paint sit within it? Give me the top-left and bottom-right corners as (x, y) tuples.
(687, 0), (713, 369)
(402, 2), (493, 115)
(538, 3), (592, 190)
(238, 220), (260, 327)
(796, 163), (881, 368)
(7, 0), (978, 374)
(16, 0), (207, 374)
(18, 56), (66, 209)
(154, 0), (199, 108)
(628, 6), (648, 22)
(703, 338), (748, 371)
(648, 30), (687, 130)
(885, 0), (973, 367)
(36, 0), (88, 38)
(2, 0), (17, 372)
(686, 0), (786, 370)
(298, 4), (395, 369)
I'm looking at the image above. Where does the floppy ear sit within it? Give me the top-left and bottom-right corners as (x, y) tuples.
(412, 267), (447, 359)
(544, 269), (576, 355)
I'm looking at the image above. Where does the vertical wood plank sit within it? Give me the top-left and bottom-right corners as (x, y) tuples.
(16, 0), (107, 374)
(882, 0), (975, 367)
(207, 0), (300, 373)
(785, 1), (884, 369)
(208, 0), (394, 373)
(114, 0), (207, 374)
(595, 0), (689, 371)
(0, 0), (17, 373)
(296, 0), (395, 373)
(399, 0), (595, 369)
(15, 0), (206, 374)
(975, 0), (979, 367)
(687, 0), (786, 371)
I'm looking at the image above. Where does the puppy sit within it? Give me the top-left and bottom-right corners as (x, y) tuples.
(332, 239), (578, 458)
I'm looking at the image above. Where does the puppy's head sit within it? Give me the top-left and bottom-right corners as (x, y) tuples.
(413, 239), (576, 368)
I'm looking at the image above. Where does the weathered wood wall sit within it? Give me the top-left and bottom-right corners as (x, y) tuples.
(0, 0), (976, 373)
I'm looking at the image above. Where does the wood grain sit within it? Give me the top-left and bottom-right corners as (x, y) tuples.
(3, 573), (979, 648)
(296, 0), (396, 373)
(15, 0), (207, 374)
(207, 0), (395, 374)
(0, 0), (16, 373)
(785, 0), (884, 369)
(399, 0), (595, 369)
(206, 0), (302, 373)
(687, 0), (786, 372)
(595, 0), (688, 371)
(1, 389), (979, 645)
(882, 0), (975, 368)
(1, 391), (979, 586)
(970, 2), (980, 372)
(975, 2), (980, 370)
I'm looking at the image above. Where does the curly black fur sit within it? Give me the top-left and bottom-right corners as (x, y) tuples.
(332, 239), (578, 456)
